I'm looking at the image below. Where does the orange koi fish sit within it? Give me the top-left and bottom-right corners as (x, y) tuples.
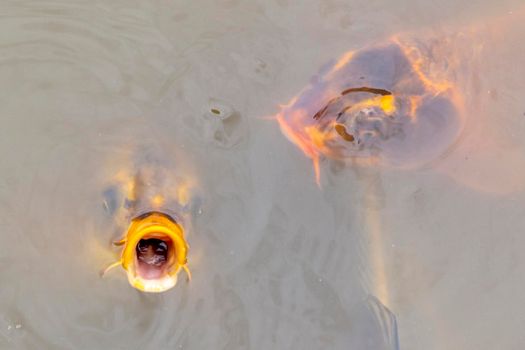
(102, 158), (195, 293)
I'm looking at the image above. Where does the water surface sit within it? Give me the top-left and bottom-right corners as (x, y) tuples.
(0, 1), (524, 349)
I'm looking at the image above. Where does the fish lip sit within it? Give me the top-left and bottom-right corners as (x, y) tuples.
(134, 210), (177, 223)
(121, 211), (189, 292)
(127, 274), (179, 293)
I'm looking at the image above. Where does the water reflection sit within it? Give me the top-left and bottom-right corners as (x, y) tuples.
(0, 0), (524, 349)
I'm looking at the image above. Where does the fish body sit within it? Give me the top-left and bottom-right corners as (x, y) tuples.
(103, 151), (195, 293)
(276, 39), (465, 183)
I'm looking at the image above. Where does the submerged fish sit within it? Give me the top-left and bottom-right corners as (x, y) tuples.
(102, 154), (195, 293)
(275, 37), (466, 185)
(275, 8), (525, 195)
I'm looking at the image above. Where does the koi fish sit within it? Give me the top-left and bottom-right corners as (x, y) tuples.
(102, 153), (195, 293)
(274, 37), (466, 185)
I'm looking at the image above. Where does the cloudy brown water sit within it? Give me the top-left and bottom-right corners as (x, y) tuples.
(0, 1), (524, 349)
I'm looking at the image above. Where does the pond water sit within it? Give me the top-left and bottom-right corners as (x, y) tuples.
(0, 1), (524, 349)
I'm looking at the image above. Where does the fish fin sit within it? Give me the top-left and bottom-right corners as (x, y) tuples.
(100, 260), (122, 277)
(366, 295), (400, 350)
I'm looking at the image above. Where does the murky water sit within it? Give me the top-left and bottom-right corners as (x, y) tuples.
(1, 1), (524, 349)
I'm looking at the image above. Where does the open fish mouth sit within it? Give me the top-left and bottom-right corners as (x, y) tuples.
(313, 86), (400, 150)
(136, 237), (173, 280)
(274, 40), (464, 185)
(119, 211), (190, 293)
